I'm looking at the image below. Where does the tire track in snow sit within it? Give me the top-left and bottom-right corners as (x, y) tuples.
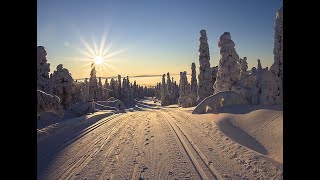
(61, 113), (145, 179)
(99, 113), (143, 179)
(157, 110), (221, 180)
(166, 108), (283, 179)
(48, 113), (141, 179)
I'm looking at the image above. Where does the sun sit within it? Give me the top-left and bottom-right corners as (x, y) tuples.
(73, 30), (128, 77)
(94, 56), (104, 65)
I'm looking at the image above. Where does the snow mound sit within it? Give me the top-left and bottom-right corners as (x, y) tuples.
(37, 111), (115, 143)
(192, 91), (248, 114)
(67, 102), (96, 116)
(96, 100), (126, 113)
(37, 90), (63, 118)
(95, 102), (120, 113)
(178, 96), (193, 108)
(216, 104), (283, 163)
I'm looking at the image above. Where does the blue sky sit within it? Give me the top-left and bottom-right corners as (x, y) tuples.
(38, 0), (282, 84)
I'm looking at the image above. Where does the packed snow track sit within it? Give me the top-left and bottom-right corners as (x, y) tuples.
(38, 100), (283, 180)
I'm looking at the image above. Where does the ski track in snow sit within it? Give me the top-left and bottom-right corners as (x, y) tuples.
(38, 100), (283, 180)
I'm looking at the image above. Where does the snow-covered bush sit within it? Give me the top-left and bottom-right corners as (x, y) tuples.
(37, 90), (63, 118)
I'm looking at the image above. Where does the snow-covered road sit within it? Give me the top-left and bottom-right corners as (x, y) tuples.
(37, 100), (283, 179)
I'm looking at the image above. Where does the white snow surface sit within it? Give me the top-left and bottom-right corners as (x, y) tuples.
(38, 98), (282, 179)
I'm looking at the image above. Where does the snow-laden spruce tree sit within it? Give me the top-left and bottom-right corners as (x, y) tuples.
(213, 32), (241, 93)
(88, 63), (99, 101)
(126, 76), (134, 104)
(166, 72), (172, 96)
(98, 77), (104, 101)
(257, 70), (279, 105)
(211, 66), (218, 88)
(251, 67), (257, 75)
(114, 79), (119, 100)
(117, 75), (122, 100)
(197, 29), (214, 102)
(172, 79), (180, 103)
(179, 71), (189, 98)
(133, 80), (138, 99)
(104, 78), (110, 100)
(270, 7), (283, 104)
(121, 77), (130, 105)
(178, 71), (194, 107)
(37, 46), (52, 93)
(257, 59), (262, 71)
(109, 78), (116, 98)
(70, 82), (85, 104)
(83, 78), (89, 101)
(190, 63), (198, 104)
(239, 57), (249, 79)
(161, 74), (166, 99)
(160, 74), (170, 105)
(51, 64), (74, 108)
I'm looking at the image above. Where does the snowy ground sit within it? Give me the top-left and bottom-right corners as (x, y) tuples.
(38, 98), (283, 179)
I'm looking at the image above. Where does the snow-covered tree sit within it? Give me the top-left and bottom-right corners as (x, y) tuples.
(270, 7), (283, 104)
(212, 66), (218, 87)
(121, 77), (130, 105)
(88, 63), (99, 101)
(37, 90), (63, 118)
(239, 57), (249, 79)
(190, 63), (198, 103)
(83, 78), (89, 101)
(257, 71), (279, 105)
(160, 74), (170, 105)
(167, 72), (172, 95)
(127, 76), (134, 104)
(104, 78), (110, 100)
(251, 67), (257, 75)
(214, 32), (241, 93)
(172, 79), (179, 103)
(178, 71), (193, 108)
(98, 77), (104, 101)
(37, 46), (52, 93)
(155, 82), (161, 100)
(51, 64), (74, 108)
(71, 82), (85, 104)
(179, 71), (189, 98)
(257, 59), (262, 71)
(109, 78), (116, 98)
(133, 80), (138, 99)
(197, 29), (214, 102)
(117, 75), (122, 100)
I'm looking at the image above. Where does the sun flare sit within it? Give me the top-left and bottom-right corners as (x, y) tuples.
(71, 30), (128, 78)
(94, 56), (103, 65)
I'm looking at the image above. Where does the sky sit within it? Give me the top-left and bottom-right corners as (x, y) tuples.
(38, 0), (282, 86)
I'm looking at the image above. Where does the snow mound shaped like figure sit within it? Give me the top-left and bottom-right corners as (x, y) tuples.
(96, 100), (126, 113)
(37, 90), (63, 118)
(192, 91), (248, 114)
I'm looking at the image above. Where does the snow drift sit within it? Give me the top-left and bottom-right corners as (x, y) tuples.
(192, 91), (249, 114)
(215, 104), (283, 163)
